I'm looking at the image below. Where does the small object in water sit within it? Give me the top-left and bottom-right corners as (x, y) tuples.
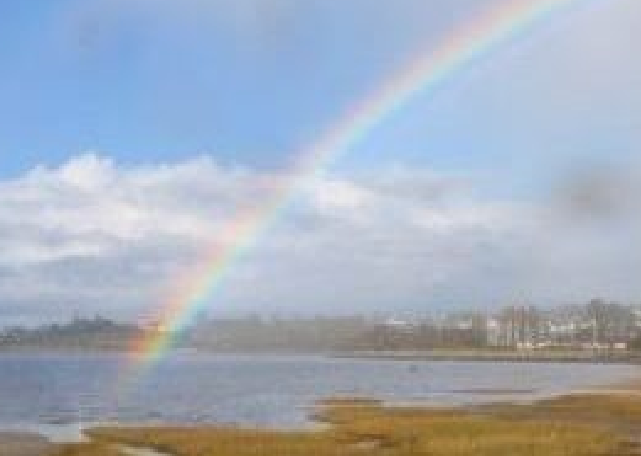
(409, 364), (419, 373)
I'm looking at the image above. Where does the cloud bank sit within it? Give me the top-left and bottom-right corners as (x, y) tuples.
(0, 153), (639, 324)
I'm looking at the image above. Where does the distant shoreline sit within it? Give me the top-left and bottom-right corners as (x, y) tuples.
(333, 349), (641, 364)
(3, 347), (641, 365)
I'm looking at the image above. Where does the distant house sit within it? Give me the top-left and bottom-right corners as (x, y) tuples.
(138, 317), (169, 333)
(382, 318), (414, 332)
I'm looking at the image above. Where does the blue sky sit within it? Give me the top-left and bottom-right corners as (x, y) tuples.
(2, 0), (637, 179)
(0, 0), (640, 322)
(0, 0), (462, 174)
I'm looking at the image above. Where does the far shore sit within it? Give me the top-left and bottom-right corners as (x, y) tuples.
(333, 348), (641, 364)
(4, 346), (641, 365)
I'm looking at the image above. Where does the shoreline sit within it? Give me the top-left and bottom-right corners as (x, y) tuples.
(4, 357), (640, 455)
(334, 349), (641, 364)
(9, 373), (641, 455)
(4, 347), (641, 364)
(60, 384), (641, 455)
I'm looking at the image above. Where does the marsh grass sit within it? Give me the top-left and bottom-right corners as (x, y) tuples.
(53, 395), (641, 455)
(52, 442), (124, 456)
(486, 393), (641, 436)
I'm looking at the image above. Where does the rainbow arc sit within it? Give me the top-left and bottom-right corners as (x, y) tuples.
(126, 0), (592, 372)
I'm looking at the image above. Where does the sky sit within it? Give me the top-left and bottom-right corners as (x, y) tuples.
(0, 0), (640, 324)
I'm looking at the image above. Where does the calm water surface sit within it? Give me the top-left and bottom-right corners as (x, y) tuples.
(0, 352), (638, 439)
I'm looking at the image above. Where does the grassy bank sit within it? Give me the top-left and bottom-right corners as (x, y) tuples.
(51, 392), (641, 456)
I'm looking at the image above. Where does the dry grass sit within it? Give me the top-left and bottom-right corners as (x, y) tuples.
(51, 442), (124, 456)
(486, 392), (641, 436)
(50, 394), (641, 456)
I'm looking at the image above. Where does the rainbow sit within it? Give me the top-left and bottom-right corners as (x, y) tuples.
(127, 0), (591, 367)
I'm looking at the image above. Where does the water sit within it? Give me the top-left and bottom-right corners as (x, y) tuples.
(0, 352), (638, 438)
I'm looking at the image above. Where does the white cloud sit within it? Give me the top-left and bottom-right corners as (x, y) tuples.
(0, 153), (639, 324)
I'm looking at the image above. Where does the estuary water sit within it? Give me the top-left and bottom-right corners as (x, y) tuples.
(0, 352), (638, 440)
